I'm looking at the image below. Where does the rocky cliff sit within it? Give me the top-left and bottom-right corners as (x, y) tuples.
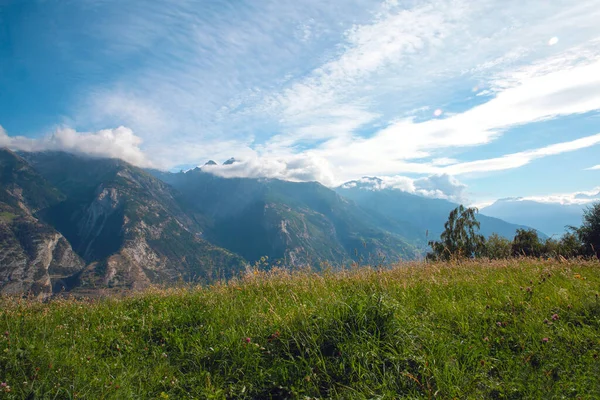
(0, 150), (84, 297)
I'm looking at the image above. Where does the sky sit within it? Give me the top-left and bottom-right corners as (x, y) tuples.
(1, 0), (600, 206)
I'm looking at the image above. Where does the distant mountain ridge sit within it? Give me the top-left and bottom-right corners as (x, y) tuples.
(336, 176), (543, 242)
(480, 198), (586, 237)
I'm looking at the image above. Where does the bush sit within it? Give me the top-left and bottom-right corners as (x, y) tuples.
(512, 228), (543, 257)
(484, 233), (511, 259)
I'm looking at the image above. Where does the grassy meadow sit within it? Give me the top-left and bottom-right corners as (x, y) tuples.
(1, 259), (599, 399)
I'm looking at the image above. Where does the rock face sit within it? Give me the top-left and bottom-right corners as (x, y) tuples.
(0, 150), (84, 297)
(23, 151), (246, 292)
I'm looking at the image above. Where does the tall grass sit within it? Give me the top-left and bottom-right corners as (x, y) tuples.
(1, 259), (599, 399)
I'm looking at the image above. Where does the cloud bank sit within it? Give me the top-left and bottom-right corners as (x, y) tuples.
(339, 174), (468, 203)
(0, 125), (152, 168)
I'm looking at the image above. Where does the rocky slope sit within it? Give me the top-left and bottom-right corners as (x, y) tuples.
(0, 149), (84, 297)
(22, 152), (246, 291)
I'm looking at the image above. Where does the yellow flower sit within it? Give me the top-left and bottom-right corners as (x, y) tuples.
(160, 392), (169, 399)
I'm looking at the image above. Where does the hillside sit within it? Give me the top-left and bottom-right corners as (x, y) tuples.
(153, 168), (419, 266)
(21, 152), (246, 290)
(0, 149), (85, 297)
(1, 259), (598, 398)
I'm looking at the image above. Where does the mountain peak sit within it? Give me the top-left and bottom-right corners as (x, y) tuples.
(223, 157), (238, 165)
(204, 160), (217, 166)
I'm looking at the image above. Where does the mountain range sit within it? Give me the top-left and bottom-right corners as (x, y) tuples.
(1, 149), (540, 297)
(480, 198), (587, 237)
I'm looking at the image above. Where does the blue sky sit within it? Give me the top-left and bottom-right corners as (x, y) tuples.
(1, 0), (600, 205)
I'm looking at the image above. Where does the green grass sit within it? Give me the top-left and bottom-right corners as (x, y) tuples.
(0, 212), (17, 224)
(1, 259), (599, 399)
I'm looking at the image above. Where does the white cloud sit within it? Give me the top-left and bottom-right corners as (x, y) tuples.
(338, 174), (467, 202)
(9, 0), (600, 206)
(442, 133), (600, 175)
(201, 153), (338, 186)
(61, 0), (600, 187)
(503, 187), (600, 205)
(413, 174), (467, 203)
(311, 55), (600, 179)
(0, 125), (152, 168)
(586, 164), (600, 170)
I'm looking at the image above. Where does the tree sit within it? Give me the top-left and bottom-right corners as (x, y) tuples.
(427, 205), (485, 261)
(484, 233), (511, 259)
(571, 202), (600, 259)
(511, 229), (542, 257)
(557, 232), (583, 258)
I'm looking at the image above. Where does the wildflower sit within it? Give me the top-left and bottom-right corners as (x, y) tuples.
(542, 337), (549, 343)
(162, 353), (168, 358)
(268, 331), (280, 342)
(525, 287), (533, 293)
(3, 331), (7, 336)
(483, 336), (489, 342)
(496, 321), (503, 327)
(244, 337), (251, 344)
(551, 313), (559, 321)
(1, 382), (6, 387)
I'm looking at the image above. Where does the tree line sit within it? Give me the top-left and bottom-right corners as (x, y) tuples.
(427, 203), (600, 261)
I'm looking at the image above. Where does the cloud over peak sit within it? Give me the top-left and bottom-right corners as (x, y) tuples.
(0, 125), (152, 168)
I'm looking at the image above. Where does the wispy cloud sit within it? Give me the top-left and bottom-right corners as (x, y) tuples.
(441, 133), (600, 175)
(309, 54), (600, 179)
(586, 165), (600, 170)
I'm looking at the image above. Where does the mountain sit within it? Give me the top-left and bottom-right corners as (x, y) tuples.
(336, 177), (542, 242)
(16, 152), (245, 293)
(480, 198), (586, 237)
(1, 151), (551, 296)
(151, 169), (419, 266)
(0, 149), (85, 297)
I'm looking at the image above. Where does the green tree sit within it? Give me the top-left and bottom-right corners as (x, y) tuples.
(427, 205), (485, 261)
(557, 232), (583, 258)
(511, 229), (542, 257)
(571, 202), (600, 259)
(484, 233), (512, 259)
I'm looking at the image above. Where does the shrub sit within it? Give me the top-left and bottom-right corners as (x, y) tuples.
(484, 233), (511, 259)
(512, 228), (542, 257)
